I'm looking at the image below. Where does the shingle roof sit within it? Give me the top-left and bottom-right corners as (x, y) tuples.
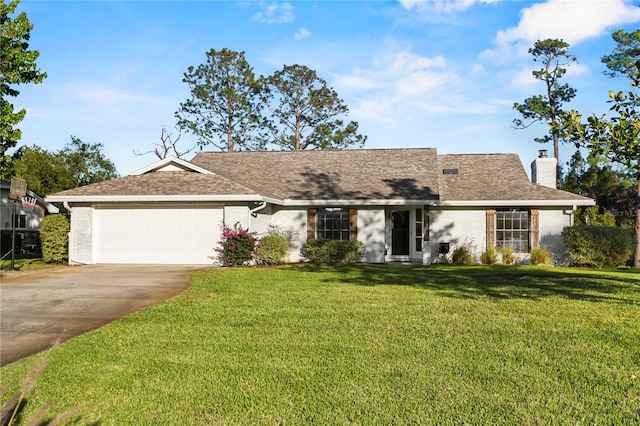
(437, 154), (589, 202)
(47, 149), (593, 205)
(190, 148), (440, 201)
(49, 171), (258, 197)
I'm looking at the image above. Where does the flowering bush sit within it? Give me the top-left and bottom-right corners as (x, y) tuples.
(215, 223), (259, 266)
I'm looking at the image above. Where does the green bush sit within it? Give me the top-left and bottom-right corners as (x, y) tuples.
(530, 247), (552, 266)
(480, 246), (497, 265)
(498, 246), (516, 265)
(451, 245), (474, 265)
(301, 239), (364, 264)
(577, 205), (616, 227)
(562, 225), (634, 268)
(256, 234), (289, 265)
(40, 214), (70, 263)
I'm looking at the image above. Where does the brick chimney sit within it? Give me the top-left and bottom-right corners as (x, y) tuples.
(531, 150), (557, 188)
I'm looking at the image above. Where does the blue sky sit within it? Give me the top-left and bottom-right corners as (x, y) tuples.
(12, 0), (640, 176)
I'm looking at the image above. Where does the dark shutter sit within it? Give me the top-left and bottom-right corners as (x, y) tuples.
(530, 209), (539, 249)
(349, 209), (358, 241)
(486, 209), (495, 248)
(307, 208), (317, 240)
(424, 206), (430, 241)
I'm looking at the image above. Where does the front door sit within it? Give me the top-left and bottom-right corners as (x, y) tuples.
(391, 210), (410, 256)
(388, 207), (426, 262)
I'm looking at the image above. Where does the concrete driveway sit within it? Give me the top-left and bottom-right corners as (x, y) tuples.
(0, 264), (205, 367)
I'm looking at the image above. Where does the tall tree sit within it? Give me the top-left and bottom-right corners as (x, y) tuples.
(562, 30), (640, 267)
(176, 49), (263, 151)
(12, 145), (75, 196)
(260, 64), (366, 150)
(61, 136), (118, 187)
(513, 39), (577, 188)
(13, 137), (119, 196)
(562, 149), (635, 227)
(0, 0), (47, 179)
(600, 29), (640, 82)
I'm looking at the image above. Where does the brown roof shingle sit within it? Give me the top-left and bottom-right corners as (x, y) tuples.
(437, 154), (589, 202)
(47, 149), (593, 205)
(49, 171), (258, 197)
(190, 148), (440, 201)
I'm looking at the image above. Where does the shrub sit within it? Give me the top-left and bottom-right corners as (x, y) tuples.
(215, 223), (259, 266)
(530, 247), (552, 266)
(498, 246), (516, 265)
(480, 246), (497, 265)
(562, 225), (634, 268)
(301, 239), (364, 264)
(451, 245), (474, 265)
(39, 214), (70, 263)
(255, 234), (289, 265)
(577, 205), (616, 227)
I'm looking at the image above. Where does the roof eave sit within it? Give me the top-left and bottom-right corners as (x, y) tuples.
(131, 156), (214, 176)
(436, 199), (595, 207)
(46, 194), (274, 203)
(282, 199), (439, 206)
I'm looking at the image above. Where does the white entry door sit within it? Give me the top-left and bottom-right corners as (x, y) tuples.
(387, 207), (425, 262)
(94, 206), (223, 264)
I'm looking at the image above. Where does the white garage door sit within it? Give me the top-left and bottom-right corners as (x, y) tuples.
(94, 206), (223, 264)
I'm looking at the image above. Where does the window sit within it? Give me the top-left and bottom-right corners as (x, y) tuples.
(415, 208), (423, 252)
(307, 208), (357, 241)
(496, 209), (529, 252)
(13, 214), (26, 229)
(317, 208), (350, 240)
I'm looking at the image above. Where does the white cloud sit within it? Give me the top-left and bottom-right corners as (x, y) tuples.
(252, 2), (294, 24)
(60, 82), (162, 106)
(483, 0), (640, 61)
(333, 48), (482, 123)
(294, 27), (311, 40)
(398, 0), (499, 14)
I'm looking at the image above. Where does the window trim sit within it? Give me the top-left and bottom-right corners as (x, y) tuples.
(495, 208), (530, 252)
(307, 208), (357, 241)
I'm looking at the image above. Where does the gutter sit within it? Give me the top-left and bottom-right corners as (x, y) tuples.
(435, 199), (595, 207)
(250, 201), (268, 217)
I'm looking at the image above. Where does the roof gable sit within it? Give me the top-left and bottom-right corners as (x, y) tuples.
(131, 156), (214, 175)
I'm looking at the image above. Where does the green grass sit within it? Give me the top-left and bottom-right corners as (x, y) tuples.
(0, 257), (52, 271)
(1, 265), (639, 424)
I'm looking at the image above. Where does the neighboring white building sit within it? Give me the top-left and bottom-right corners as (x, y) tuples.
(1, 180), (59, 257)
(45, 148), (594, 265)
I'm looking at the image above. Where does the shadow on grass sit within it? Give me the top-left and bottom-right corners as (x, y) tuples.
(292, 264), (640, 305)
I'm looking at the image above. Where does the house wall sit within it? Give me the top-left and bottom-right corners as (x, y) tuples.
(71, 206), (94, 265)
(539, 208), (574, 265)
(224, 205), (250, 230)
(358, 208), (385, 263)
(251, 204), (273, 237)
(269, 207), (386, 263)
(271, 208), (307, 262)
(429, 208), (486, 262)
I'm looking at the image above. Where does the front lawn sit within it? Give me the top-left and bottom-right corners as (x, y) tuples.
(1, 265), (639, 424)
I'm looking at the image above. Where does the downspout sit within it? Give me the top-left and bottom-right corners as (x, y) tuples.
(563, 205), (577, 227)
(250, 201), (267, 218)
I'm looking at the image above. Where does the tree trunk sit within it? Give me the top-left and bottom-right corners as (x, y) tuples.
(635, 178), (640, 268)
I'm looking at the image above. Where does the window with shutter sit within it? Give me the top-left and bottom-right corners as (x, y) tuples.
(308, 208), (357, 241)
